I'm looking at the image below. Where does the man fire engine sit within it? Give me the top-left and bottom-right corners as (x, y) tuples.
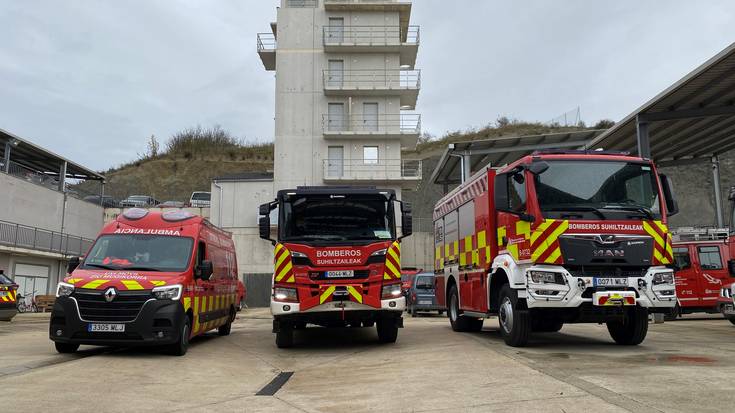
(433, 150), (679, 347)
(259, 186), (411, 348)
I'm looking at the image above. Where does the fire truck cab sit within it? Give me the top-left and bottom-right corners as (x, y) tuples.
(259, 186), (411, 348)
(434, 151), (679, 347)
(670, 228), (735, 318)
(50, 209), (239, 356)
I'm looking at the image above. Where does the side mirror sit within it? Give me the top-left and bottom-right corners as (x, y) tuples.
(659, 174), (679, 217)
(259, 216), (273, 243)
(527, 161), (549, 175)
(494, 174), (510, 211)
(67, 257), (81, 274)
(259, 202), (271, 216)
(728, 259), (735, 277)
(398, 201), (413, 238)
(198, 260), (214, 280)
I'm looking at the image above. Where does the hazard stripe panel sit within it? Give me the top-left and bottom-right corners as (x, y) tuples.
(273, 243), (295, 283)
(383, 241), (401, 280)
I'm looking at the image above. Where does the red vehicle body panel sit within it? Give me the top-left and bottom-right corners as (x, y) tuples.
(672, 240), (734, 312)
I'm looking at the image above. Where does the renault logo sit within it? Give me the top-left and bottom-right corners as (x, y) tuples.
(104, 287), (117, 302)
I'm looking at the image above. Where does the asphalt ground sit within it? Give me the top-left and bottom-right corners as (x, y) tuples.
(1, 310), (734, 412)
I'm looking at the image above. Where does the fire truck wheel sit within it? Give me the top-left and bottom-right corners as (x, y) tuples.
(448, 284), (480, 332)
(498, 285), (531, 347)
(376, 319), (398, 343)
(664, 304), (680, 322)
(168, 315), (191, 356)
(726, 316), (735, 326)
(276, 323), (294, 348)
(54, 342), (79, 354)
(606, 306), (648, 345)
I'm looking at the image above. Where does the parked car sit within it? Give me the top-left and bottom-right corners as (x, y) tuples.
(120, 195), (158, 208)
(157, 200), (186, 208)
(406, 272), (444, 317)
(0, 271), (18, 321)
(189, 191), (211, 208)
(236, 279), (246, 312)
(83, 195), (118, 208)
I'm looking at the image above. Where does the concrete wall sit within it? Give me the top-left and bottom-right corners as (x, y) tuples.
(0, 172), (103, 239)
(0, 250), (66, 296)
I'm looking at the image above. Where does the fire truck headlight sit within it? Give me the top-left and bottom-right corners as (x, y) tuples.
(56, 282), (74, 298)
(528, 271), (564, 284)
(381, 283), (402, 299)
(370, 248), (387, 257)
(152, 285), (183, 300)
(274, 287), (298, 303)
(652, 271), (674, 285)
(291, 251), (307, 259)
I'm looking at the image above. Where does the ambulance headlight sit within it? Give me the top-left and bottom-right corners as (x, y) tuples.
(653, 271), (674, 285)
(153, 284), (182, 300)
(273, 287), (298, 303)
(381, 283), (402, 299)
(528, 271), (564, 284)
(56, 282), (74, 297)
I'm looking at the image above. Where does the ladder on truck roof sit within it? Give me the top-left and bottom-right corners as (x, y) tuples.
(671, 227), (729, 242)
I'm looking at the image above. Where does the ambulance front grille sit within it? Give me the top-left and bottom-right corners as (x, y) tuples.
(73, 290), (152, 322)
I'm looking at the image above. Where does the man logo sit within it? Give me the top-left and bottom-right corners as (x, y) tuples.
(104, 287), (117, 302)
(592, 249), (625, 258)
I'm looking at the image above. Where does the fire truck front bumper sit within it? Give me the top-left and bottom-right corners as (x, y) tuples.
(271, 296), (405, 316)
(522, 265), (677, 312)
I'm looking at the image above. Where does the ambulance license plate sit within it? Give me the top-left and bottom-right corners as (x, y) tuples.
(88, 324), (125, 333)
(594, 277), (628, 287)
(325, 270), (354, 278)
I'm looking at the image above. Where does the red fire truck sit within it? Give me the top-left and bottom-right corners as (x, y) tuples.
(669, 228), (735, 319)
(433, 150), (679, 347)
(259, 186), (411, 348)
(50, 209), (239, 356)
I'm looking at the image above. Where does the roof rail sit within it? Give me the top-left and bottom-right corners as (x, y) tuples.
(531, 149), (631, 156)
(672, 226), (730, 242)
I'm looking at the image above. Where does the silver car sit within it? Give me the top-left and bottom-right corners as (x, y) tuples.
(406, 273), (445, 317)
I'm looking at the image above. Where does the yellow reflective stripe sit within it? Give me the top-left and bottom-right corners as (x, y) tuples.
(643, 221), (665, 247)
(507, 244), (519, 261)
(477, 230), (487, 248)
(320, 286), (336, 304)
(346, 286), (363, 303)
(81, 279), (109, 289)
(66, 278), (82, 285)
(275, 248), (289, 270)
(150, 280), (166, 287)
(532, 220), (569, 261)
(274, 243), (284, 255)
(286, 274), (295, 283)
(653, 247), (665, 263)
(497, 227), (507, 246)
(384, 259), (399, 277)
(387, 246), (400, 264)
(121, 280), (143, 290)
(183, 297), (191, 312)
(530, 219), (554, 245)
(545, 247), (562, 264)
(516, 220), (531, 239)
(193, 296), (200, 333)
(275, 261), (293, 282)
(653, 220), (668, 233)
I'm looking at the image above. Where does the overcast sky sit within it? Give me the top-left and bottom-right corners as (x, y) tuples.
(1, 1), (734, 171)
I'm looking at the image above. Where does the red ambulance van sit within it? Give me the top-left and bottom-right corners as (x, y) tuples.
(49, 208), (239, 356)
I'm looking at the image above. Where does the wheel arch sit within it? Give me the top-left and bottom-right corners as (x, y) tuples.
(489, 268), (509, 313)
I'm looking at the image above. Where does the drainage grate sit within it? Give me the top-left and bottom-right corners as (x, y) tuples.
(256, 372), (294, 396)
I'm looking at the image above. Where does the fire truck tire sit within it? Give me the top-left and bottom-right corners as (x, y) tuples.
(276, 323), (294, 348)
(606, 307), (648, 345)
(664, 304), (680, 321)
(376, 319), (398, 343)
(448, 284), (482, 332)
(54, 342), (79, 354)
(498, 285), (531, 347)
(726, 316), (735, 326)
(168, 315), (191, 356)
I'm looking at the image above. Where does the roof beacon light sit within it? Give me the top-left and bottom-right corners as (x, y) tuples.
(162, 210), (195, 222)
(122, 208), (149, 220)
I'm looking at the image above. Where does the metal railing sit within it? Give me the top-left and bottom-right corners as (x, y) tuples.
(287, 0), (318, 6)
(0, 220), (94, 257)
(2, 160), (61, 191)
(323, 25), (420, 45)
(323, 69), (420, 90)
(322, 113), (421, 134)
(323, 159), (422, 180)
(257, 33), (276, 52)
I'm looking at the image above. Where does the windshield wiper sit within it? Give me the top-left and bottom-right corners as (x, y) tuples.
(542, 206), (606, 220)
(83, 263), (120, 270)
(602, 205), (654, 219)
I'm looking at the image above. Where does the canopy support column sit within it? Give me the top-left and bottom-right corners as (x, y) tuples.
(636, 115), (651, 159)
(712, 155), (724, 228)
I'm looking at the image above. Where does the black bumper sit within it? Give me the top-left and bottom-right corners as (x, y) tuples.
(49, 296), (185, 347)
(273, 310), (403, 330)
(0, 303), (17, 321)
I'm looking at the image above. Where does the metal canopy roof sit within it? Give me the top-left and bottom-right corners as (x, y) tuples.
(584, 42), (735, 167)
(0, 128), (105, 181)
(430, 130), (605, 186)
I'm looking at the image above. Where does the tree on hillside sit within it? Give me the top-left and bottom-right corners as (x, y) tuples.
(166, 125), (242, 159)
(593, 119), (615, 129)
(147, 135), (159, 158)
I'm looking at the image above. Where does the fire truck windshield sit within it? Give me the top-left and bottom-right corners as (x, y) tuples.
(81, 235), (195, 272)
(534, 160), (661, 220)
(280, 194), (395, 243)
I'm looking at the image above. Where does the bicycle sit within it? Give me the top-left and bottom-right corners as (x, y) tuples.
(16, 290), (38, 313)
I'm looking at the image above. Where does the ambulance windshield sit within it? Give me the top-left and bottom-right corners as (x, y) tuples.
(82, 235), (194, 272)
(534, 160), (661, 220)
(280, 194), (395, 243)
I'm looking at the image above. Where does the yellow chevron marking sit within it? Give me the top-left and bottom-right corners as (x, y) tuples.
(150, 280), (166, 287)
(532, 220), (569, 262)
(530, 219), (555, 245)
(320, 286), (336, 304)
(286, 274), (295, 283)
(387, 246), (400, 263)
(121, 280), (143, 290)
(66, 278), (83, 285)
(81, 279), (109, 289)
(507, 244), (519, 261)
(516, 220), (531, 240)
(653, 220), (668, 233)
(346, 286), (363, 303)
(275, 248), (289, 269)
(275, 261), (293, 282)
(384, 259), (399, 278)
(643, 221), (665, 246)
(183, 297), (191, 311)
(545, 247), (562, 264)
